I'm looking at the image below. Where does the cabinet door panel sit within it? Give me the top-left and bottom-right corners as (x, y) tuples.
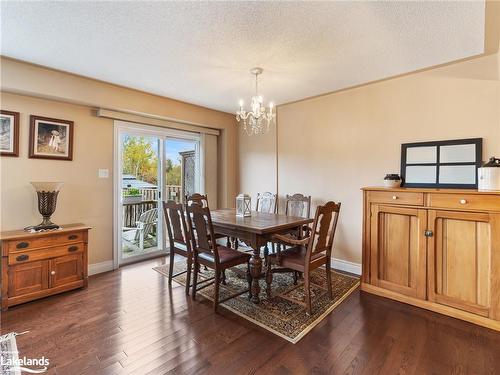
(428, 210), (497, 317)
(8, 261), (49, 297)
(49, 254), (83, 288)
(370, 205), (427, 299)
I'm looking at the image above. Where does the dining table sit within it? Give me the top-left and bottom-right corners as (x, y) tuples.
(210, 209), (313, 303)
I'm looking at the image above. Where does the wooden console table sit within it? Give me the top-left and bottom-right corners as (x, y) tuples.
(361, 187), (500, 331)
(1, 223), (91, 310)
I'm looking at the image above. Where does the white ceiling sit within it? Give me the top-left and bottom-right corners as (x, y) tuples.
(1, 1), (485, 113)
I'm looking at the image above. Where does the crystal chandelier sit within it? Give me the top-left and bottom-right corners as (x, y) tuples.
(236, 67), (275, 136)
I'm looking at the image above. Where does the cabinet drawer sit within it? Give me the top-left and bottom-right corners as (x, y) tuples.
(368, 191), (424, 206)
(428, 193), (500, 211)
(9, 243), (84, 265)
(6, 231), (85, 252)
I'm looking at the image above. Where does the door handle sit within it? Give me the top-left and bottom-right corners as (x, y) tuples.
(424, 230), (433, 237)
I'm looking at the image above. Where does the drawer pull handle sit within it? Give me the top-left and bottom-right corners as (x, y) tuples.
(392, 195), (398, 200)
(459, 199), (467, 205)
(16, 254), (29, 261)
(51, 271), (56, 275)
(68, 235), (78, 240)
(16, 242), (29, 249)
(68, 246), (79, 252)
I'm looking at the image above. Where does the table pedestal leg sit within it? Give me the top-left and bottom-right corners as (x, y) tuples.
(249, 246), (262, 303)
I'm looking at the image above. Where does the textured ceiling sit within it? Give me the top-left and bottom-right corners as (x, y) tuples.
(1, 1), (485, 113)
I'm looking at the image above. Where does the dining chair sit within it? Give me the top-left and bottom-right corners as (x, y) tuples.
(163, 200), (192, 295)
(235, 191), (278, 253)
(255, 192), (277, 214)
(265, 193), (312, 266)
(265, 201), (341, 315)
(186, 202), (251, 312)
(186, 193), (231, 246)
(285, 193), (311, 218)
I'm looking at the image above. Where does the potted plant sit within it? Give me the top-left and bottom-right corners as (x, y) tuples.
(384, 174), (402, 188)
(123, 188), (143, 204)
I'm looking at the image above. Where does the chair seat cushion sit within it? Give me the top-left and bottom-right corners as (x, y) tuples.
(268, 246), (326, 268)
(198, 246), (250, 265)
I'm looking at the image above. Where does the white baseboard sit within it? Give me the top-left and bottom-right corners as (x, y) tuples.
(89, 260), (114, 276)
(331, 257), (362, 276)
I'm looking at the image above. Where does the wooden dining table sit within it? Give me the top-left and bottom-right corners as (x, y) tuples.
(210, 209), (313, 303)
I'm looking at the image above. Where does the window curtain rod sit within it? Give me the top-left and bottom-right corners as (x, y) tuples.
(97, 108), (220, 136)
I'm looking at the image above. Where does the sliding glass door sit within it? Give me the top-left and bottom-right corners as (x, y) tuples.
(115, 122), (201, 266)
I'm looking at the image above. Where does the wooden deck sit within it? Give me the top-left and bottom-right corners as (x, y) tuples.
(2, 256), (500, 374)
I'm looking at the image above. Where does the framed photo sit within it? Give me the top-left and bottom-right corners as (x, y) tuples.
(401, 138), (482, 189)
(0, 110), (20, 157)
(29, 115), (74, 161)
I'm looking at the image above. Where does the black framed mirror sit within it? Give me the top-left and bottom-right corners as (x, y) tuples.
(401, 138), (482, 189)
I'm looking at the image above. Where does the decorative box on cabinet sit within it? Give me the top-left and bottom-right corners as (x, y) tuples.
(1, 223), (90, 310)
(361, 187), (500, 331)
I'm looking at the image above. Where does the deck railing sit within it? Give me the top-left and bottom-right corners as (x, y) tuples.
(123, 185), (182, 227)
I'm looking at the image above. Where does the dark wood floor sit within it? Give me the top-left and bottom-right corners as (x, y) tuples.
(2, 257), (500, 375)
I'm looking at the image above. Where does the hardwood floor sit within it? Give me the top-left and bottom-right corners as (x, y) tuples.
(2, 257), (500, 374)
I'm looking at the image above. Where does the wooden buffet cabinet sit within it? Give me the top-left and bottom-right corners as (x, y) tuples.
(1, 224), (90, 310)
(361, 187), (500, 331)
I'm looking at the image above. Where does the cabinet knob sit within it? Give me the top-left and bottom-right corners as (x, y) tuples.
(459, 199), (467, 205)
(392, 195), (398, 200)
(51, 271), (56, 275)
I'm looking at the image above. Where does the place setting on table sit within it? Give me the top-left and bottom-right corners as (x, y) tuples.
(153, 192), (359, 343)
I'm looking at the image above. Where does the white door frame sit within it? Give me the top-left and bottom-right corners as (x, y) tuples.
(113, 120), (203, 269)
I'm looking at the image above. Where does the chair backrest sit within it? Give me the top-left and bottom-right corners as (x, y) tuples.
(255, 192), (277, 214)
(163, 200), (191, 252)
(186, 193), (210, 208)
(185, 202), (220, 263)
(136, 208), (158, 239)
(285, 194), (311, 218)
(306, 201), (341, 261)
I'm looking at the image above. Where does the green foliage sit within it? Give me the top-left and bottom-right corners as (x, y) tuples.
(122, 136), (158, 184)
(124, 188), (141, 196)
(166, 163), (181, 186)
(122, 136), (182, 187)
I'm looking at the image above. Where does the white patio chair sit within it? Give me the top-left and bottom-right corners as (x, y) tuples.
(122, 208), (158, 250)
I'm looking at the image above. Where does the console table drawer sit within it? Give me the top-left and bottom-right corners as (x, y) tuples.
(6, 231), (85, 253)
(9, 243), (84, 265)
(429, 193), (500, 211)
(368, 191), (424, 206)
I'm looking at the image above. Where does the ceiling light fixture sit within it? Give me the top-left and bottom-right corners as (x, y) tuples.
(236, 67), (275, 136)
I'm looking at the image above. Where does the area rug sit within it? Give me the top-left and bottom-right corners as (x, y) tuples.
(153, 262), (359, 343)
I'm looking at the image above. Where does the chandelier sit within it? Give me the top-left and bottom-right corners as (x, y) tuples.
(236, 67), (275, 136)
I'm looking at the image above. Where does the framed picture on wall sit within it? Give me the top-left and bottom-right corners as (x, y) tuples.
(29, 115), (74, 161)
(401, 138), (482, 189)
(0, 110), (20, 157)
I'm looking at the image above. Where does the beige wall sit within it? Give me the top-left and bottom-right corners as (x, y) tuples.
(0, 93), (114, 264)
(237, 122), (277, 201)
(0, 58), (238, 265)
(238, 53), (500, 265)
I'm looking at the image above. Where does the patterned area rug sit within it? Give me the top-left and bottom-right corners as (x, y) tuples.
(153, 262), (359, 343)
